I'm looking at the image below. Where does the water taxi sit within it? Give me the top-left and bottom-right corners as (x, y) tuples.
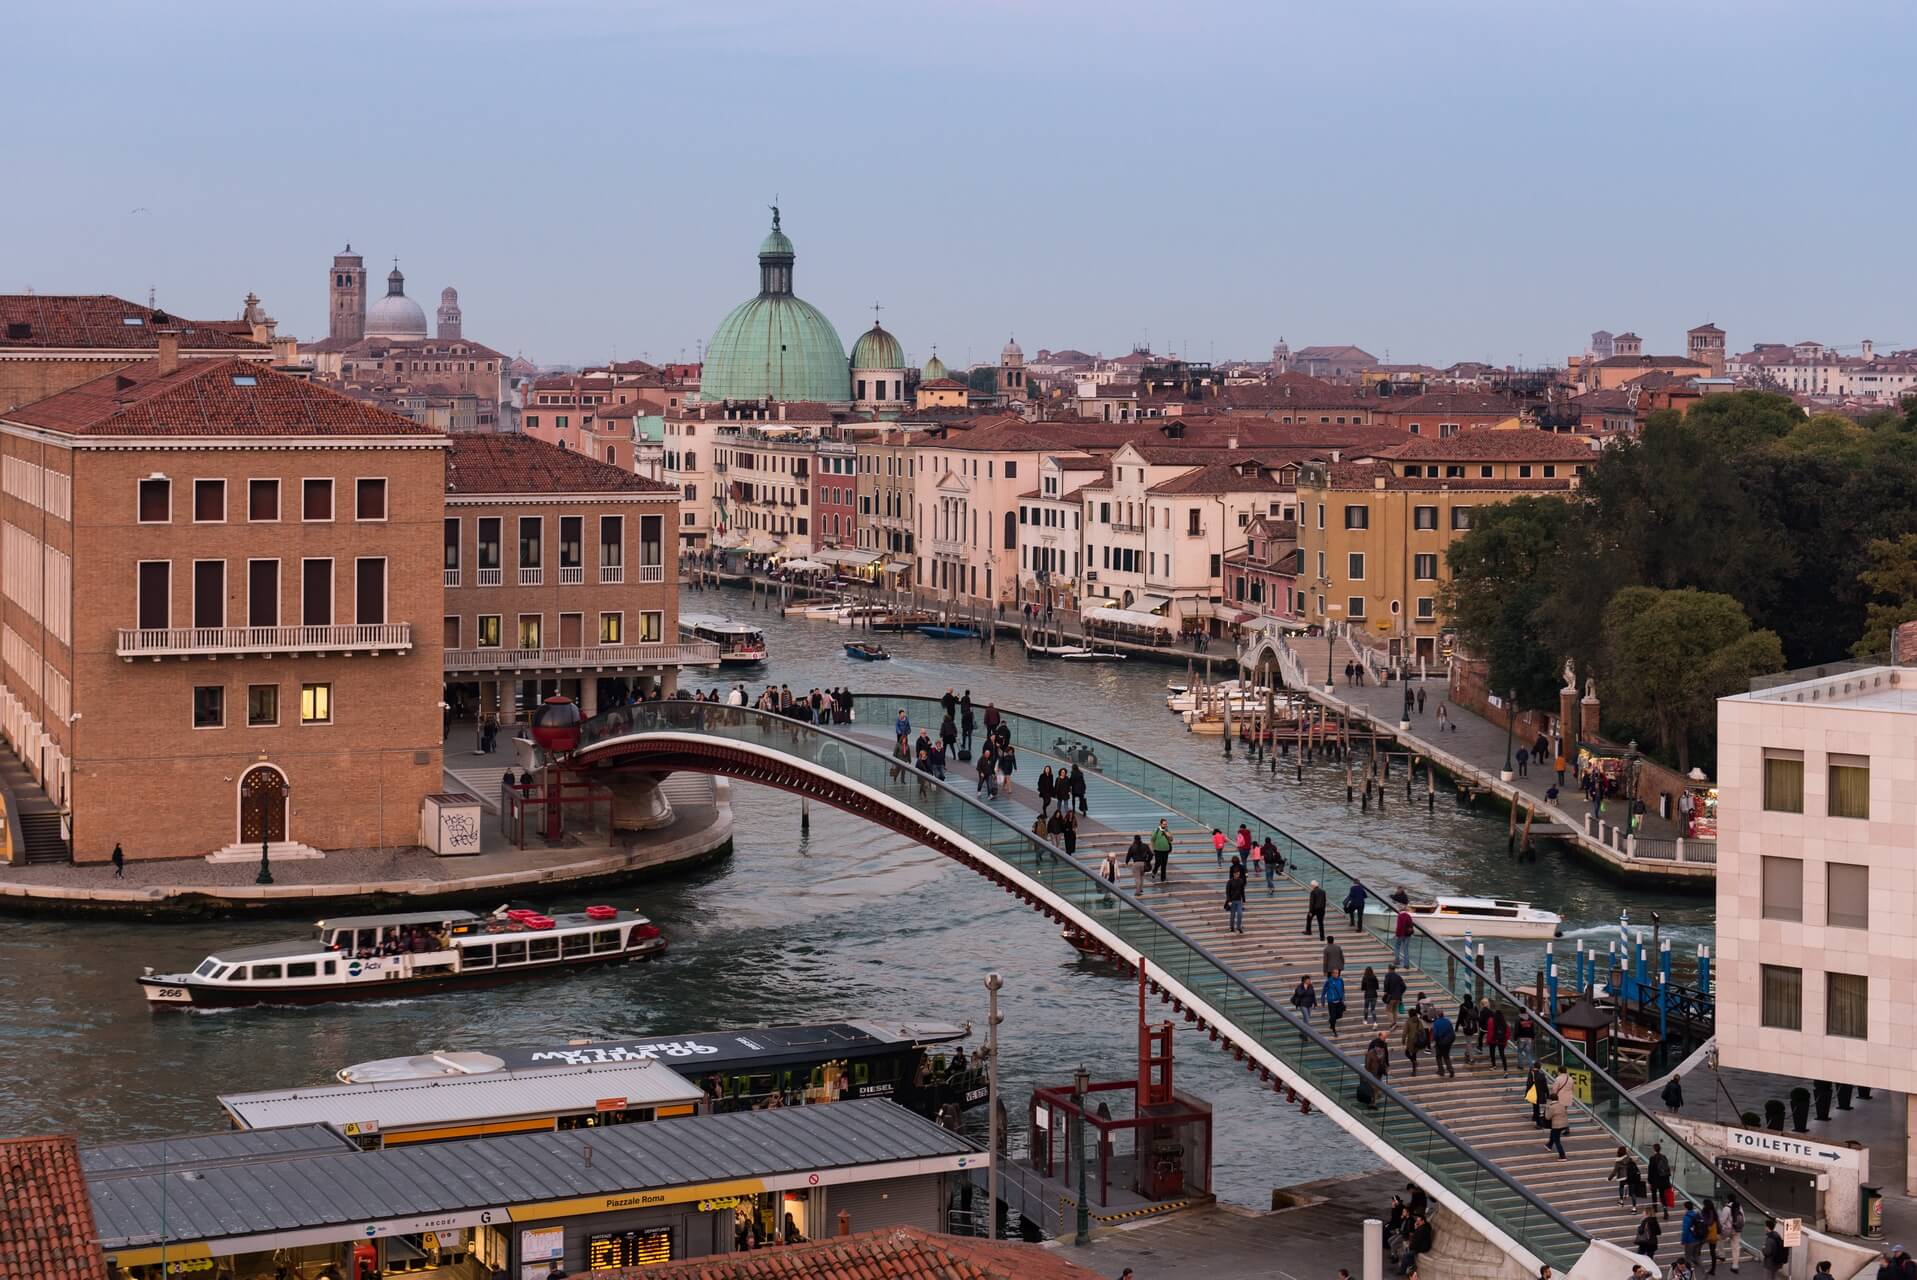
(917, 622), (979, 639)
(139, 906), (666, 1009)
(844, 640), (891, 661)
(1368, 895), (1563, 941)
(869, 609), (937, 632)
(1027, 641), (1125, 661)
(780, 595), (844, 618)
(679, 613), (768, 664)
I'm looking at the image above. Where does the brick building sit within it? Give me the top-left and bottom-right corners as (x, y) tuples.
(0, 348), (447, 862)
(441, 434), (703, 721)
(0, 294), (272, 413)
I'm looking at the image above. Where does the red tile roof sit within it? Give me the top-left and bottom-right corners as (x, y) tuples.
(0, 1135), (109, 1280)
(1379, 391), (1522, 418)
(601, 1227), (1101, 1280)
(1148, 459), (1286, 495)
(0, 295), (267, 352)
(1316, 459), (1578, 492)
(918, 378), (969, 390)
(1593, 354), (1708, 370)
(1382, 430), (1595, 462)
(447, 433), (675, 495)
(3, 358), (440, 437)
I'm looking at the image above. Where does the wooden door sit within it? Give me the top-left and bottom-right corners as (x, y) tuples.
(239, 767), (288, 843)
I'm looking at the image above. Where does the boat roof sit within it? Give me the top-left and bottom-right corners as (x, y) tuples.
(339, 1020), (967, 1084)
(315, 909), (482, 932)
(91, 1099), (981, 1252)
(208, 939), (331, 963)
(220, 1060), (704, 1133)
(679, 613), (764, 635)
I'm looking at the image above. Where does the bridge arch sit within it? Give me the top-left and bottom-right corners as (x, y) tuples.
(568, 706), (1590, 1270)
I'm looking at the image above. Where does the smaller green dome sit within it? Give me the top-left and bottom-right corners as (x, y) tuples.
(850, 323), (905, 371)
(759, 226), (795, 258)
(923, 352), (948, 381)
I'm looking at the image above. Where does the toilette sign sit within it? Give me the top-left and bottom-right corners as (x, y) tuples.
(1727, 1128), (1859, 1169)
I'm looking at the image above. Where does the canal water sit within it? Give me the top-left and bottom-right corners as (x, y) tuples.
(0, 589), (1712, 1207)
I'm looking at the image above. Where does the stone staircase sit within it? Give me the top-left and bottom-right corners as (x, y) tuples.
(19, 811), (69, 864)
(1074, 827), (1647, 1251)
(206, 840), (326, 863)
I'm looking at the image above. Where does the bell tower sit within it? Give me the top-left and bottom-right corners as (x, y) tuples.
(329, 244), (366, 343)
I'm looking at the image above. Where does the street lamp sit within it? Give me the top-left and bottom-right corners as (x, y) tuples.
(256, 780), (288, 885)
(1323, 601), (1343, 693)
(1072, 1064), (1092, 1247)
(984, 973), (1004, 1240)
(1502, 687), (1517, 779)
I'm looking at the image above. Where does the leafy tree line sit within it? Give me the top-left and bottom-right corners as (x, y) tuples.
(1440, 391), (1917, 770)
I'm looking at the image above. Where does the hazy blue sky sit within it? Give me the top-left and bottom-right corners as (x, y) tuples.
(6, 1), (1912, 369)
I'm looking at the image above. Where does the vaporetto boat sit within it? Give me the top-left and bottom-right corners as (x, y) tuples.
(139, 906), (666, 1010)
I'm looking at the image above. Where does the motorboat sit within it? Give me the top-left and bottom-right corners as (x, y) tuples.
(1027, 642), (1125, 661)
(780, 595), (844, 618)
(1165, 685), (1277, 714)
(870, 609), (937, 632)
(836, 604), (892, 626)
(917, 623), (979, 639)
(139, 906), (666, 1009)
(680, 614), (768, 664)
(1367, 896), (1563, 941)
(844, 640), (891, 661)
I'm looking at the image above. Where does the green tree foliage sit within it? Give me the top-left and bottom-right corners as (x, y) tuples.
(1852, 533), (1917, 658)
(1599, 587), (1784, 772)
(966, 365), (998, 394)
(1439, 498), (1568, 708)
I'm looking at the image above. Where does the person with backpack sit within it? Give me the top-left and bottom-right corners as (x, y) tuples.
(1648, 1143), (1674, 1220)
(1393, 906), (1415, 965)
(1360, 1036), (1389, 1109)
(1430, 1010), (1456, 1077)
(1361, 966), (1381, 1025)
(1636, 1206), (1663, 1261)
(1761, 1218), (1788, 1280)
(1683, 1202), (1705, 1270)
(1545, 1071), (1574, 1160)
(1291, 975), (1317, 1024)
(1401, 1008), (1427, 1076)
(1262, 835), (1282, 892)
(1456, 996), (1480, 1067)
(1612, 1145), (1647, 1208)
(1324, 969), (1348, 1033)
(1383, 965), (1408, 1029)
(1720, 1198), (1745, 1274)
(1150, 820), (1173, 882)
(1224, 860), (1248, 934)
(1125, 834), (1149, 893)
(1513, 1008), (1538, 1070)
(1343, 879), (1369, 929)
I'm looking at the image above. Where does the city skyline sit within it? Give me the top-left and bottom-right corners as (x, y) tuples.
(5, 0), (1914, 367)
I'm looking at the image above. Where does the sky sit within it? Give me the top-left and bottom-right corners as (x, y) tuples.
(6, 0), (1914, 371)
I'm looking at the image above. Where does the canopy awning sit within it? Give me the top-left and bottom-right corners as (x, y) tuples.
(879, 561), (911, 574)
(1083, 605), (1176, 633)
(815, 548), (881, 568)
(781, 557), (830, 572)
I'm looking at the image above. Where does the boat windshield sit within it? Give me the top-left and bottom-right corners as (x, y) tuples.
(195, 959), (219, 978)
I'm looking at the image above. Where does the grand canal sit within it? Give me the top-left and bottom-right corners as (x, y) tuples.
(0, 590), (1712, 1207)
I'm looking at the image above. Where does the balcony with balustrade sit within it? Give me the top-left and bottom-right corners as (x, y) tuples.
(117, 623), (415, 660)
(443, 640), (720, 676)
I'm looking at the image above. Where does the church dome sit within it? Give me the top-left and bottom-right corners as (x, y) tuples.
(923, 352), (948, 381)
(366, 266), (427, 339)
(1001, 337), (1023, 360)
(701, 210), (851, 403)
(850, 322), (905, 372)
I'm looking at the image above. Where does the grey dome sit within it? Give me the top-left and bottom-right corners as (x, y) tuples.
(366, 266), (428, 338)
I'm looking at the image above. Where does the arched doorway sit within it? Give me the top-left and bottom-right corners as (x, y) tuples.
(239, 766), (288, 844)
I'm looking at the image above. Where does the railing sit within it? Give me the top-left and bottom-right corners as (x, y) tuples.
(443, 568), (460, 588)
(861, 693), (1771, 1258)
(601, 564), (625, 584)
(639, 564), (666, 583)
(519, 566), (544, 586)
(477, 567), (502, 586)
(572, 699), (1591, 1269)
(560, 566), (584, 585)
(1109, 520), (1145, 534)
(117, 623), (414, 658)
(443, 641), (720, 672)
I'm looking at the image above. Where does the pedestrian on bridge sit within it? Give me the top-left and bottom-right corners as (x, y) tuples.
(1485, 1007), (1510, 1073)
(1361, 966), (1380, 1024)
(1401, 1009), (1427, 1076)
(1635, 1206), (1663, 1260)
(976, 747), (997, 799)
(1037, 766), (1056, 816)
(1393, 906), (1414, 966)
(1430, 1010), (1456, 1077)
(960, 696), (976, 754)
(1235, 823), (1253, 862)
(1262, 836), (1282, 891)
(1211, 827), (1228, 865)
(1383, 965), (1407, 1027)
(1127, 834), (1150, 893)
(1069, 763), (1087, 814)
(1291, 975), (1317, 1023)
(1322, 935), (1345, 978)
(1305, 881), (1329, 938)
(1513, 1008), (1538, 1070)
(1545, 1071), (1574, 1160)
(1150, 820), (1173, 882)
(1612, 1145), (1647, 1208)
(1248, 836), (1265, 887)
(1225, 860), (1247, 933)
(1324, 969), (1347, 1033)
(1342, 880), (1368, 929)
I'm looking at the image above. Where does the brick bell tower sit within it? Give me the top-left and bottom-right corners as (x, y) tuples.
(329, 244), (366, 342)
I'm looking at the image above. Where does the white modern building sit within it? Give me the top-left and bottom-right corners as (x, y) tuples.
(1716, 655), (1917, 1192)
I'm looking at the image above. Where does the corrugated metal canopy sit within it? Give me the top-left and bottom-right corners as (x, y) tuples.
(92, 1099), (979, 1249)
(82, 1125), (357, 1179)
(219, 1062), (704, 1132)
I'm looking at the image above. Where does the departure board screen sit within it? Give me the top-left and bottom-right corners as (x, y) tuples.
(587, 1227), (673, 1269)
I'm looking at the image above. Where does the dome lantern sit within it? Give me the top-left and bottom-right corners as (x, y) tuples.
(700, 209), (852, 404)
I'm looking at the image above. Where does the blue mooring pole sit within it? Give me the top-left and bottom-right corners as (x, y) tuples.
(1546, 949), (1559, 1021)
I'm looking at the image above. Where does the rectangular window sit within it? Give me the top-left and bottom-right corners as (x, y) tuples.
(1828, 755), (1869, 819)
(1763, 752), (1804, 813)
(192, 685), (224, 729)
(1414, 505), (1437, 530)
(558, 612), (583, 647)
(518, 614), (542, 649)
(477, 615), (501, 648)
(477, 517), (501, 570)
(1759, 964), (1802, 1030)
(286, 962), (317, 979)
(247, 560), (279, 628)
(1004, 461), (1017, 478)
(1414, 553), (1438, 580)
(300, 682), (332, 725)
(1760, 856), (1803, 922)
(1417, 597), (1435, 619)
(136, 561), (170, 630)
(1826, 972), (1868, 1040)
(443, 616), (460, 649)
(248, 478), (279, 521)
(355, 558), (386, 625)
(1343, 505), (1369, 530)
(302, 478), (333, 522)
(247, 684), (278, 727)
(192, 560), (225, 629)
(640, 514), (663, 567)
(1450, 507), (1474, 531)
(559, 515), (583, 571)
(355, 477), (387, 521)
(444, 518), (460, 574)
(1828, 862), (1869, 930)
(138, 477), (170, 523)
(1347, 552), (1365, 581)
(600, 612), (624, 644)
(1346, 596), (1367, 619)
(518, 516), (542, 569)
(638, 610), (664, 642)
(599, 515), (624, 580)
(301, 559), (333, 627)
(193, 479), (225, 522)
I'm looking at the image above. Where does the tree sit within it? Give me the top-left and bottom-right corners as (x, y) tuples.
(1852, 533), (1917, 657)
(1440, 498), (1577, 708)
(966, 365), (998, 394)
(1599, 587), (1784, 772)
(1672, 390), (1803, 455)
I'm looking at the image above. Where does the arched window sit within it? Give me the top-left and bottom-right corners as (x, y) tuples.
(1003, 510), (1017, 549)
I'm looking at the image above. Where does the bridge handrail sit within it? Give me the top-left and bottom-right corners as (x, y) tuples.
(859, 691), (1769, 1237)
(574, 698), (1590, 1266)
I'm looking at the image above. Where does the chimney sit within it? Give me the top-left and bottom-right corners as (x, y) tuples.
(273, 336), (299, 366)
(837, 1210), (851, 1237)
(156, 329), (181, 376)
(1227, 434), (1239, 450)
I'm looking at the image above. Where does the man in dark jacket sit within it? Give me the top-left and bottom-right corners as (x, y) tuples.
(1761, 1219), (1787, 1280)
(1648, 1144), (1674, 1219)
(1398, 1214), (1434, 1275)
(1383, 965), (1408, 1026)
(1305, 880), (1328, 938)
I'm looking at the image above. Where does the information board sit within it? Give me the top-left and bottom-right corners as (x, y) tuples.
(588, 1227), (673, 1270)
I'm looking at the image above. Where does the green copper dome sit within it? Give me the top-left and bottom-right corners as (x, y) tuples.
(922, 352), (948, 381)
(702, 209), (851, 404)
(850, 322), (905, 371)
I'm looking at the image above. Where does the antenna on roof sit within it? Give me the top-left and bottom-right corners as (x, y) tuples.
(148, 285), (156, 309)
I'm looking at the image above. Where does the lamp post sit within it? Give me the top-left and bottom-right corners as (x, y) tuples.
(1323, 602), (1343, 693)
(256, 781), (286, 885)
(1072, 1064), (1092, 1246)
(984, 973), (1003, 1240)
(1502, 687), (1517, 780)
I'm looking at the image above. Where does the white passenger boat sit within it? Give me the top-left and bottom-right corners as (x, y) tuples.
(1368, 896), (1563, 941)
(680, 613), (768, 664)
(139, 906), (666, 1009)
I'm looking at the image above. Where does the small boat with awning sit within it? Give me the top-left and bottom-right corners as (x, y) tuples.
(844, 640), (891, 660)
(1367, 895), (1563, 941)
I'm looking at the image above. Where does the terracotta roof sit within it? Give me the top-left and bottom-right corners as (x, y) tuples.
(599, 1226), (1101, 1280)
(1380, 392), (1522, 418)
(918, 378), (968, 390)
(1383, 430), (1595, 462)
(1293, 344), (1378, 364)
(447, 433), (673, 495)
(3, 358), (439, 437)
(1315, 460), (1578, 492)
(0, 295), (267, 352)
(1621, 370), (1703, 392)
(1148, 459), (1286, 495)
(306, 334), (505, 360)
(1593, 354), (1708, 370)
(0, 1135), (109, 1280)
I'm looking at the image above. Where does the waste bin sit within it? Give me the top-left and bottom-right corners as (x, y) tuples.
(1862, 1185), (1883, 1238)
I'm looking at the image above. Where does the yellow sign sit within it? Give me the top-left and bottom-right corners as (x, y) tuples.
(508, 1177), (766, 1222)
(696, 1197), (744, 1212)
(110, 1243), (215, 1269)
(1566, 1066), (1593, 1104)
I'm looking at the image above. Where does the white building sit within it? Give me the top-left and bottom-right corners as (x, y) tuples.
(1716, 655), (1917, 1193)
